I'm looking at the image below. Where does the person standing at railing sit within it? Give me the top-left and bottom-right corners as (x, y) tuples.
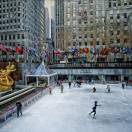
(16, 101), (22, 117)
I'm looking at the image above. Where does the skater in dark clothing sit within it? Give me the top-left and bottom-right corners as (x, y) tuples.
(106, 85), (110, 93)
(122, 83), (125, 89)
(49, 87), (52, 95)
(126, 81), (128, 87)
(57, 81), (59, 86)
(60, 84), (64, 93)
(68, 81), (71, 88)
(16, 101), (22, 117)
(89, 101), (101, 118)
(93, 87), (96, 93)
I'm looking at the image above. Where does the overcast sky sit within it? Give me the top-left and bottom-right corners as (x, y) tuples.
(45, 0), (55, 37)
(46, 0), (55, 19)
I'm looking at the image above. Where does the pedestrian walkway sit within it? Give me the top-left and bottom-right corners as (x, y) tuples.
(0, 83), (132, 132)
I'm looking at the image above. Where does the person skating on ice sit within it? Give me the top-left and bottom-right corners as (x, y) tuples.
(68, 81), (71, 88)
(122, 82), (125, 89)
(93, 87), (96, 93)
(89, 101), (101, 118)
(106, 85), (111, 93)
(49, 87), (52, 95)
(60, 84), (64, 93)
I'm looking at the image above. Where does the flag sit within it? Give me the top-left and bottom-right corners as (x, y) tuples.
(0, 44), (7, 52)
(121, 47), (129, 54)
(16, 45), (23, 54)
(83, 48), (89, 54)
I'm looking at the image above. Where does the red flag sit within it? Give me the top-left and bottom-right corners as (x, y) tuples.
(16, 46), (23, 54)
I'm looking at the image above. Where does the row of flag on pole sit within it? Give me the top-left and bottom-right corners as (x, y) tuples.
(0, 44), (24, 54)
(53, 47), (132, 56)
(0, 43), (40, 57)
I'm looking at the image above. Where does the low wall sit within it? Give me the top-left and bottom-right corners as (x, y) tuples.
(0, 87), (52, 123)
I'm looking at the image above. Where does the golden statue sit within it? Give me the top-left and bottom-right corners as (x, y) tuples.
(0, 62), (16, 92)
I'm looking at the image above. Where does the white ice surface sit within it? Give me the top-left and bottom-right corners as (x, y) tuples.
(0, 83), (132, 132)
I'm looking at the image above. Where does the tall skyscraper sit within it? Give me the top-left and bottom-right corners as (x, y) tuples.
(0, 0), (45, 62)
(55, 0), (132, 61)
(55, 0), (64, 50)
(44, 7), (50, 39)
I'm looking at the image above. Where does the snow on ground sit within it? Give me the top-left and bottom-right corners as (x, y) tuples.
(0, 83), (132, 132)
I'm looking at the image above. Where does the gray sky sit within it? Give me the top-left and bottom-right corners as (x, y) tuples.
(47, 0), (55, 19)
(45, 0), (55, 37)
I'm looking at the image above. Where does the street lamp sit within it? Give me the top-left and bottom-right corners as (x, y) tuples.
(128, 13), (132, 61)
(128, 13), (132, 46)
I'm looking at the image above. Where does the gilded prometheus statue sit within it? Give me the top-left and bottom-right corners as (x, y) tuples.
(0, 62), (16, 92)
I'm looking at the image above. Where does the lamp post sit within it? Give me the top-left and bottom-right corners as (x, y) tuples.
(128, 13), (132, 61)
(128, 13), (132, 46)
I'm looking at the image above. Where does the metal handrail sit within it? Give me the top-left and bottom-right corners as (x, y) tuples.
(0, 88), (35, 106)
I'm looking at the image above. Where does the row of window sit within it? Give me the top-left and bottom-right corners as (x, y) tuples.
(0, 13), (21, 19)
(0, 25), (21, 30)
(0, 19), (20, 24)
(71, 31), (129, 40)
(0, 0), (18, 2)
(73, 38), (129, 47)
(109, 1), (132, 8)
(66, 20), (129, 27)
(0, 2), (20, 8)
(0, 34), (24, 41)
(0, 7), (20, 13)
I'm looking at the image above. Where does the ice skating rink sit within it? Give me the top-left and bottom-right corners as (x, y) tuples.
(0, 83), (132, 132)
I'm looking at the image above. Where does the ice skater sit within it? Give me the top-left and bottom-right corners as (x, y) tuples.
(16, 101), (22, 117)
(49, 87), (52, 95)
(68, 81), (71, 88)
(122, 83), (125, 89)
(126, 81), (128, 87)
(89, 101), (101, 118)
(60, 84), (64, 93)
(73, 81), (76, 87)
(93, 87), (96, 93)
(106, 85), (111, 93)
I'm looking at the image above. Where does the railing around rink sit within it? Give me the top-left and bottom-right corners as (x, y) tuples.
(49, 62), (132, 69)
(0, 85), (55, 123)
(0, 86), (35, 106)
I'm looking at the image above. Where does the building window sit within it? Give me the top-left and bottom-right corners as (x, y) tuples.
(117, 30), (120, 35)
(9, 35), (11, 40)
(22, 34), (24, 39)
(5, 35), (7, 40)
(17, 34), (20, 39)
(113, 3), (116, 7)
(85, 42), (87, 46)
(110, 16), (113, 19)
(117, 14), (120, 19)
(84, 34), (87, 38)
(90, 34), (93, 38)
(124, 13), (127, 18)
(90, 41), (93, 45)
(124, 3), (127, 6)
(13, 35), (15, 39)
(117, 39), (120, 43)
(1, 35), (3, 40)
